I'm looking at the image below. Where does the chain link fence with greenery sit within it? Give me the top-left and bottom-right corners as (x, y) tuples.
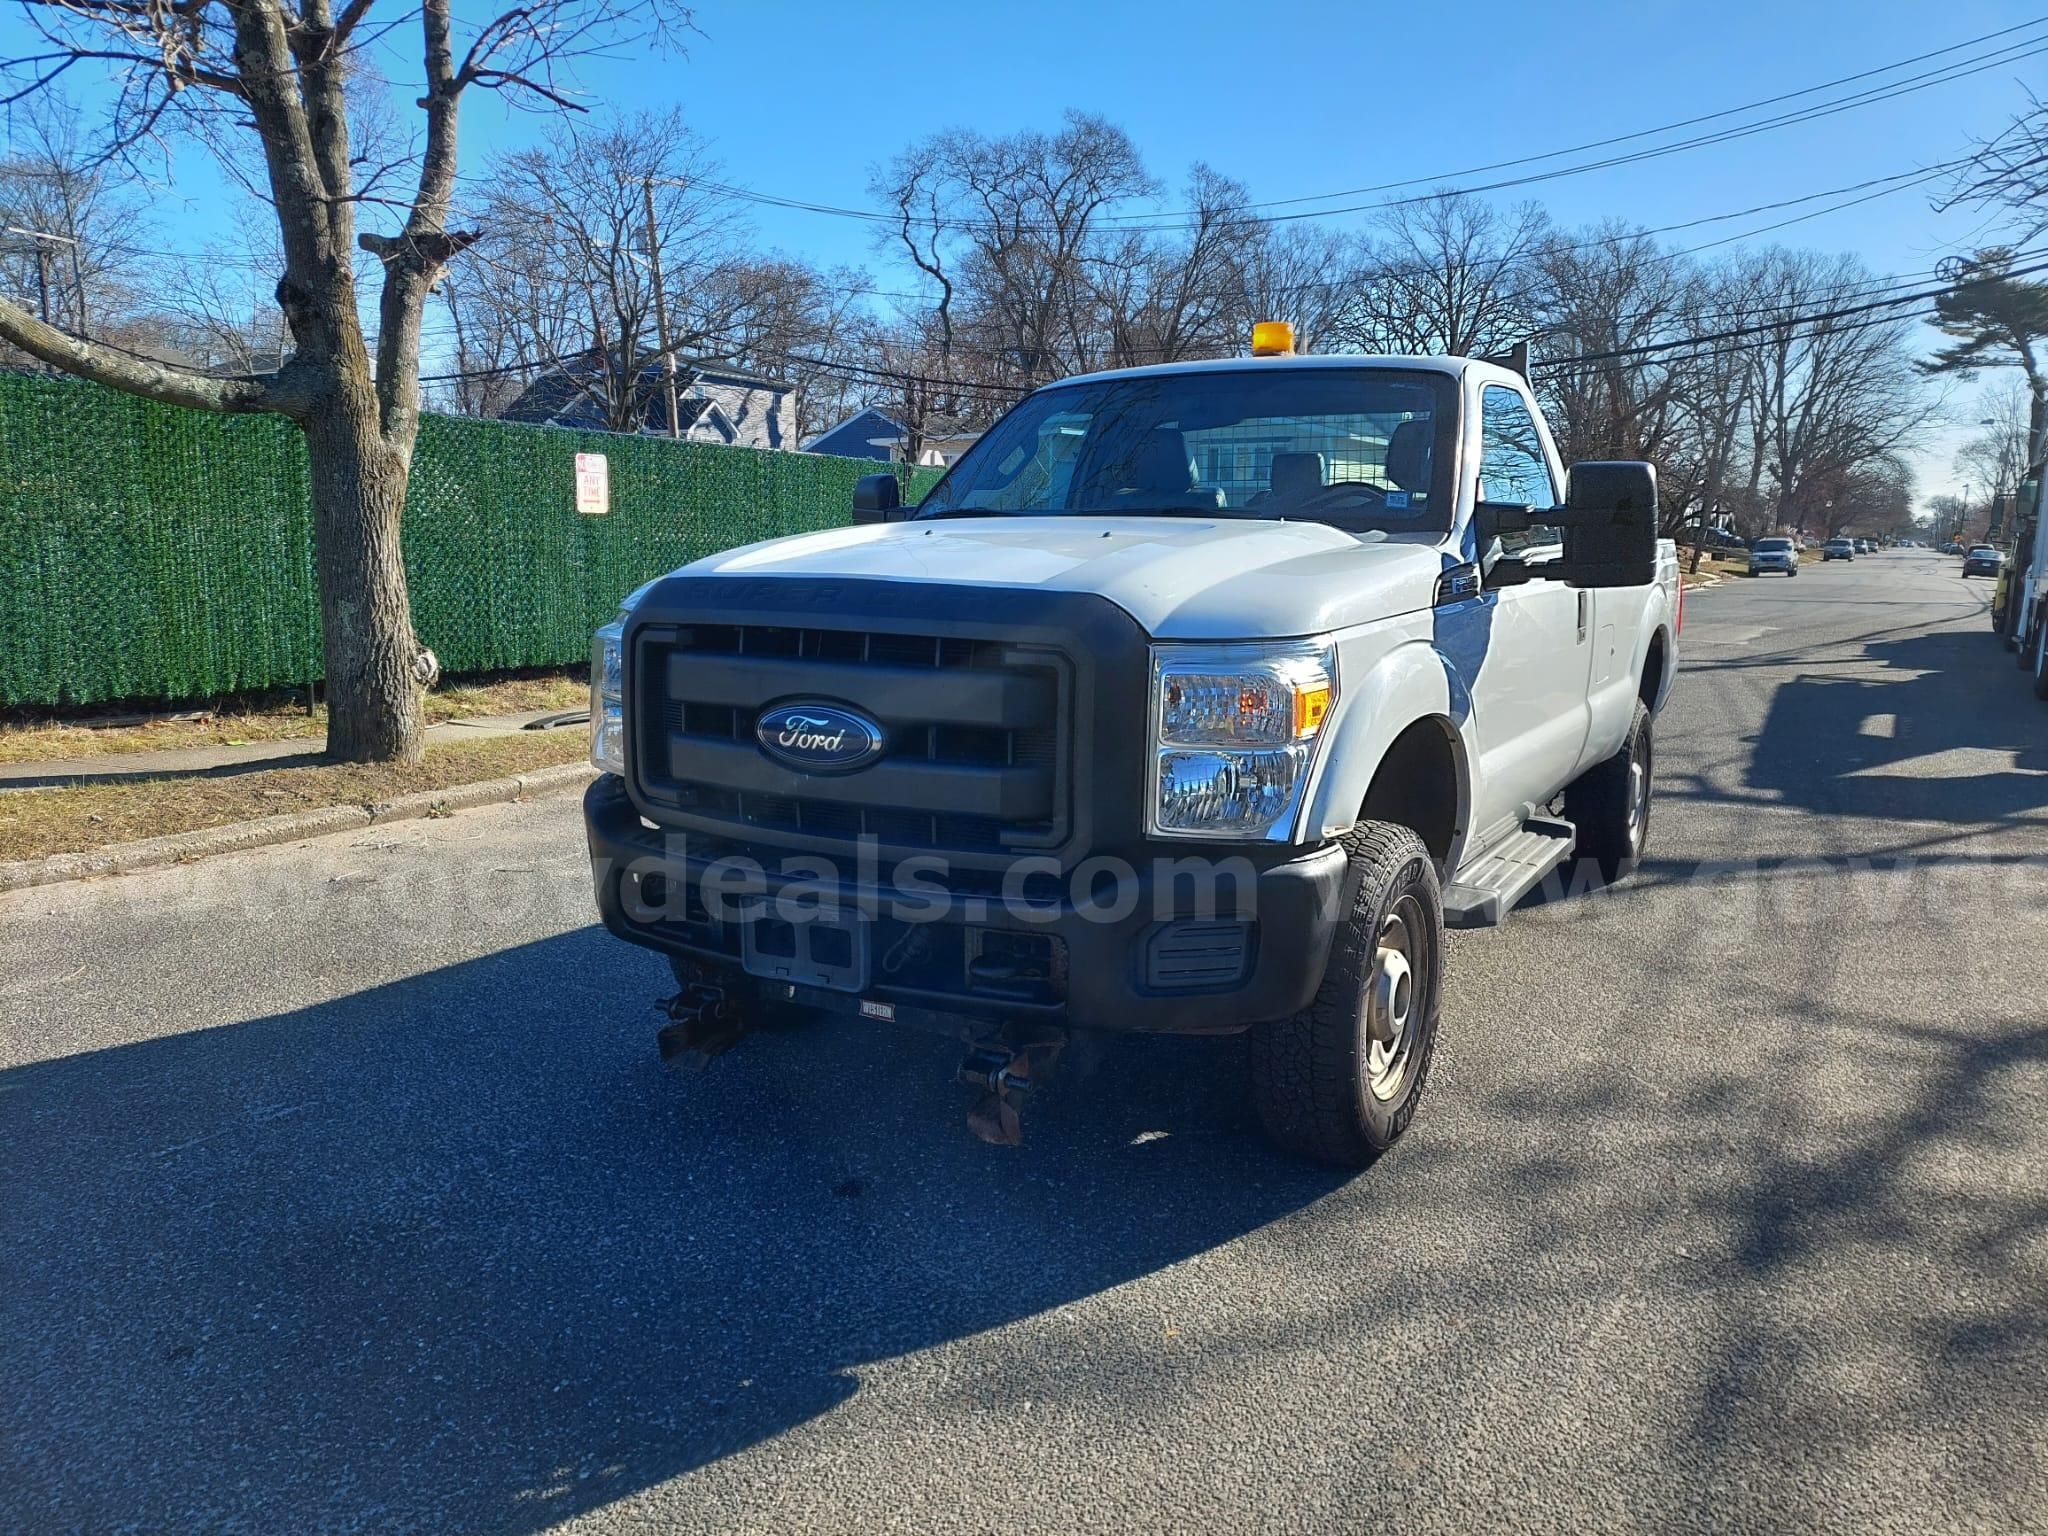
(0, 373), (943, 707)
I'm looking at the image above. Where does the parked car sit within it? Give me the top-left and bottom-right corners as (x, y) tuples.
(1749, 537), (1800, 577)
(1824, 538), (1855, 561)
(1963, 545), (2003, 578)
(586, 340), (1680, 1166)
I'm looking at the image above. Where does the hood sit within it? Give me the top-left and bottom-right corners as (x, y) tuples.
(681, 515), (1447, 637)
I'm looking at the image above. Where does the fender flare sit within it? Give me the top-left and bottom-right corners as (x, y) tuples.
(1300, 640), (1477, 859)
(1634, 616), (1676, 712)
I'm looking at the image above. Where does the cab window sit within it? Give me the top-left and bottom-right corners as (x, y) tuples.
(1478, 385), (1556, 506)
(1478, 385), (1558, 557)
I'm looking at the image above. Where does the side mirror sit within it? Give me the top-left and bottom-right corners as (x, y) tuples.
(1558, 461), (1658, 588)
(852, 471), (904, 524)
(1472, 500), (1535, 547)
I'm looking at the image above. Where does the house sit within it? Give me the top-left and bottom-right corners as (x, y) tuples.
(804, 408), (981, 468)
(498, 353), (798, 450)
(804, 407), (904, 462)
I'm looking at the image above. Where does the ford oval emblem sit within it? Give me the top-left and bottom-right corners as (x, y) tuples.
(755, 702), (886, 773)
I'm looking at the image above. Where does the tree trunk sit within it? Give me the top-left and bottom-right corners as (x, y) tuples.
(304, 380), (425, 764)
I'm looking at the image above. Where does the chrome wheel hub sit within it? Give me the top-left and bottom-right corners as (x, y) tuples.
(1626, 757), (1648, 851)
(1365, 899), (1429, 1101)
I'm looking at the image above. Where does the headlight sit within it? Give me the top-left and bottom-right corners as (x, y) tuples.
(591, 619), (626, 775)
(1149, 641), (1336, 839)
(590, 579), (664, 775)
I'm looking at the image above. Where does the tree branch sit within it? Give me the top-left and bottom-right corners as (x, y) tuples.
(0, 296), (311, 415)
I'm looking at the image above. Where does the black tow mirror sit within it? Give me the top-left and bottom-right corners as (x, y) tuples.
(1555, 461), (1658, 588)
(852, 471), (906, 524)
(1470, 466), (1657, 590)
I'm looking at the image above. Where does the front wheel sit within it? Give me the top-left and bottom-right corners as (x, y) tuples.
(2033, 618), (2048, 701)
(1565, 700), (1653, 886)
(1249, 823), (1443, 1167)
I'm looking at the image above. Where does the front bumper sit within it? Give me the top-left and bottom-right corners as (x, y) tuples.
(584, 775), (1347, 1036)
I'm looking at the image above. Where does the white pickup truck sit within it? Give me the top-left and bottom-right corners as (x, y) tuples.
(585, 344), (1680, 1165)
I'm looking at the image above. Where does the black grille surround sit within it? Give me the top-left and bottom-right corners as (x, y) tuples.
(624, 575), (1152, 874)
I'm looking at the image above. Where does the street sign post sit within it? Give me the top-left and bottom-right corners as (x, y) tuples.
(575, 452), (610, 517)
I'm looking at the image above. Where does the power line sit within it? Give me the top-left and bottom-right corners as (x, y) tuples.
(1176, 17), (2048, 216)
(695, 24), (2048, 234)
(1534, 255), (2048, 373)
(416, 257), (2048, 413)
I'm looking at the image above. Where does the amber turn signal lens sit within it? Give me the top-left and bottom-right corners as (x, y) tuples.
(1294, 685), (1331, 735)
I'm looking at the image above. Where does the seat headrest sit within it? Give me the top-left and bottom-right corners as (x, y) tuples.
(1384, 419), (1432, 492)
(1269, 451), (1325, 500)
(1118, 428), (1192, 495)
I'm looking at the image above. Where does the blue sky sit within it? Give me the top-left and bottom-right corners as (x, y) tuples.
(9, 0), (2048, 500)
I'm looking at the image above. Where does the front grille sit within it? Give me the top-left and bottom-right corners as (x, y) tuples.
(635, 621), (1069, 857)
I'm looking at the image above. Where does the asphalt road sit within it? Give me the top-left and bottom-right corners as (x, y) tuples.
(4, 549), (2044, 1535)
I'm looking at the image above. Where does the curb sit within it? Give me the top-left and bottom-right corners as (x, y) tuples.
(0, 762), (596, 894)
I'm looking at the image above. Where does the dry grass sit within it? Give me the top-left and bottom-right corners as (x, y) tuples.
(0, 732), (588, 863)
(0, 671), (588, 765)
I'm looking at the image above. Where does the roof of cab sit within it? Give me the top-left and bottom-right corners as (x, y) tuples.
(1046, 353), (1515, 390)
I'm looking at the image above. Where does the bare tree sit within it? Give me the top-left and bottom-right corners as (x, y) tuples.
(1238, 223), (1354, 355)
(146, 205), (291, 374)
(874, 112), (1155, 389)
(1534, 224), (1689, 470)
(0, 1), (683, 763)
(1095, 164), (1262, 369)
(1666, 260), (1767, 557)
(1945, 90), (2048, 241)
(1744, 251), (1936, 529)
(1337, 192), (1548, 356)
(451, 107), (743, 434)
(0, 94), (149, 345)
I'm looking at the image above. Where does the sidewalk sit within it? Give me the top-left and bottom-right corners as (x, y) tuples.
(0, 709), (586, 789)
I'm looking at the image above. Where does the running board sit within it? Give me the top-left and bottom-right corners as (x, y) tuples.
(1442, 816), (1577, 929)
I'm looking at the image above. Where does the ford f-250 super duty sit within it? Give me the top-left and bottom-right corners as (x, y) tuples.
(584, 338), (1680, 1165)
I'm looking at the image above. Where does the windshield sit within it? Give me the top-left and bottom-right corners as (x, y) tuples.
(916, 367), (1456, 534)
(1757, 540), (1792, 552)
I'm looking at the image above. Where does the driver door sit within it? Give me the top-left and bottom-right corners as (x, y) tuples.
(1464, 384), (1595, 836)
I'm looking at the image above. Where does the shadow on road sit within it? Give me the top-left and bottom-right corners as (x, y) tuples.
(1735, 629), (2048, 824)
(1477, 1000), (2048, 1523)
(0, 929), (1343, 1531)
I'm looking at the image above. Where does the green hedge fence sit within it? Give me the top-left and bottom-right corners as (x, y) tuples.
(0, 372), (943, 707)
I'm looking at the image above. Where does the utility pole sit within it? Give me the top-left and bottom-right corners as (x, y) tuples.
(641, 176), (681, 439)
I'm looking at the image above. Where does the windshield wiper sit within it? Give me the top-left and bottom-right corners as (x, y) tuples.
(916, 505), (1225, 521)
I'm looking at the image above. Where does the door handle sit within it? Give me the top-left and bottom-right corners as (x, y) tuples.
(1576, 591), (1589, 644)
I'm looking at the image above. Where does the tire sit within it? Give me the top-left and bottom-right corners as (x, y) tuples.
(1249, 822), (1443, 1168)
(2033, 618), (2048, 702)
(1565, 700), (1653, 886)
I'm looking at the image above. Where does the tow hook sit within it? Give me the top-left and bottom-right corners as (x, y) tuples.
(657, 983), (747, 1070)
(957, 1033), (1065, 1147)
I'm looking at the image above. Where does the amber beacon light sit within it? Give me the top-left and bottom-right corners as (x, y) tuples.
(1250, 320), (1295, 356)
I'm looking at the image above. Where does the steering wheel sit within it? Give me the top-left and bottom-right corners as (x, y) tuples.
(1288, 480), (1392, 510)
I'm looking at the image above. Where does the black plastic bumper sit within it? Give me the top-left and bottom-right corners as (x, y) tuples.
(584, 775), (1347, 1036)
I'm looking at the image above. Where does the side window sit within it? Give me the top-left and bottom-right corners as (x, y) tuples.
(1478, 385), (1556, 508)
